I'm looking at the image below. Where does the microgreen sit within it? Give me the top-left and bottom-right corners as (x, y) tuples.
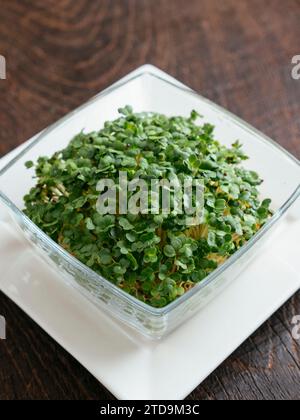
(23, 107), (272, 308)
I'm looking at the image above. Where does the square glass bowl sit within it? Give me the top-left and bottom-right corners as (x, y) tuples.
(0, 65), (299, 339)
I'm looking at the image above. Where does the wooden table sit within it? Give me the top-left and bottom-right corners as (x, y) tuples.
(0, 0), (299, 400)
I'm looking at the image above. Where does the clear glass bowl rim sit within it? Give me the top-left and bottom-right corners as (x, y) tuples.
(0, 66), (299, 317)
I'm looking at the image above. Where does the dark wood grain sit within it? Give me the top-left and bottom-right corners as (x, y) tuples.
(0, 0), (299, 400)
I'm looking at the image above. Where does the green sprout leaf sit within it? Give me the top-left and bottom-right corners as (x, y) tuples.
(163, 245), (176, 258)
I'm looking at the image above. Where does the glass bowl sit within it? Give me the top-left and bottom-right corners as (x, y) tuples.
(0, 65), (299, 339)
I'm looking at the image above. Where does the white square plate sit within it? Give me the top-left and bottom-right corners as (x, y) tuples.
(0, 65), (299, 399)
